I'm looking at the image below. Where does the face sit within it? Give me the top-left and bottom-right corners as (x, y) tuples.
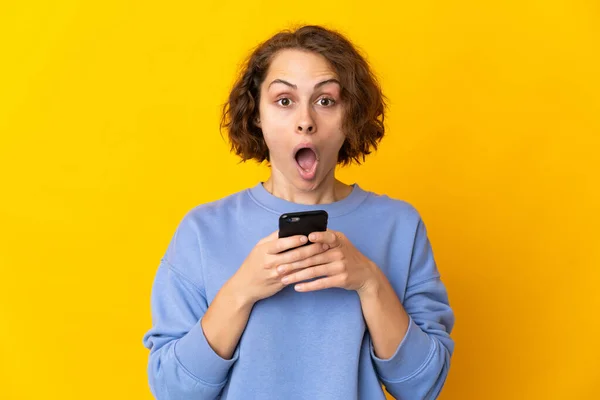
(257, 49), (345, 191)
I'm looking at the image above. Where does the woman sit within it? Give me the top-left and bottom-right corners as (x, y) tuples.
(142, 25), (455, 400)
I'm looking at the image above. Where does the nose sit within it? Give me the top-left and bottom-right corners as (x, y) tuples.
(296, 106), (316, 134)
(297, 124), (314, 133)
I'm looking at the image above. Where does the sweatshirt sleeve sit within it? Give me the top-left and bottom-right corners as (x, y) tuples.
(142, 215), (239, 400)
(370, 217), (455, 400)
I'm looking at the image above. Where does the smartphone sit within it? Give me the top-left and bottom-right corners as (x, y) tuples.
(278, 210), (328, 246)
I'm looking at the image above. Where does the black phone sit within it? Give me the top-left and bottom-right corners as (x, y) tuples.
(278, 210), (328, 246)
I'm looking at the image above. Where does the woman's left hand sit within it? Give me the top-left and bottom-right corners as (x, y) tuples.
(277, 229), (380, 294)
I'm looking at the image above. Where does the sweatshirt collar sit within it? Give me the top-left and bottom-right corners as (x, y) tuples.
(247, 182), (370, 218)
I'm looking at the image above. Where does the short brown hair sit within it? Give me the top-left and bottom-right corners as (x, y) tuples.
(220, 25), (386, 165)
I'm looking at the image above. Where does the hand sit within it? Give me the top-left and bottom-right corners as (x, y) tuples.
(277, 229), (380, 294)
(228, 230), (330, 306)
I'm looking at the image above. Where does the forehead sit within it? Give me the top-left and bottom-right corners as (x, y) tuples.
(265, 49), (338, 83)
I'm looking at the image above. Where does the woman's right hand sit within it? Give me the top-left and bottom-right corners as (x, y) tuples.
(228, 230), (329, 306)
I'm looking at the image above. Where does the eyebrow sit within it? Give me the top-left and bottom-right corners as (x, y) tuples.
(268, 78), (341, 90)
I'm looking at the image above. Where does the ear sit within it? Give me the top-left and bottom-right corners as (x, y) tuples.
(254, 115), (261, 128)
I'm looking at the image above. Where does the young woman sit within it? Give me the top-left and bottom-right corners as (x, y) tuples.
(142, 25), (455, 400)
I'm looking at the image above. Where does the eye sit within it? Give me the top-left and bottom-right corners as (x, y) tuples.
(317, 97), (336, 107)
(276, 98), (293, 107)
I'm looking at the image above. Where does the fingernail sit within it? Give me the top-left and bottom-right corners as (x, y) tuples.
(309, 234), (316, 241)
(277, 266), (285, 273)
(323, 244), (329, 250)
(282, 276), (289, 284)
(300, 236), (308, 243)
(295, 284), (303, 291)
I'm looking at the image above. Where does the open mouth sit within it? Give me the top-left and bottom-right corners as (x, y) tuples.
(294, 145), (319, 180)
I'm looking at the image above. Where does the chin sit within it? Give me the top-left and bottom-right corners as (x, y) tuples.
(294, 179), (320, 191)
(294, 172), (330, 192)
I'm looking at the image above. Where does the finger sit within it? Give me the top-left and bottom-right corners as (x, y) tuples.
(257, 230), (279, 245)
(277, 241), (329, 266)
(277, 251), (332, 275)
(281, 264), (331, 286)
(294, 275), (341, 292)
(308, 230), (340, 246)
(266, 235), (308, 254)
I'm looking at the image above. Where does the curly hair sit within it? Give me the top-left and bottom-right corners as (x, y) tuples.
(220, 25), (386, 166)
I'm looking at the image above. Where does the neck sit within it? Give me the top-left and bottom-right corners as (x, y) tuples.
(263, 172), (352, 205)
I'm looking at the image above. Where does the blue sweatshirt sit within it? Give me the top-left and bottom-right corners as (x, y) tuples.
(142, 183), (455, 399)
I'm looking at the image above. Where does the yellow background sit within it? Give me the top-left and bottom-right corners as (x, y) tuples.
(1, 1), (599, 399)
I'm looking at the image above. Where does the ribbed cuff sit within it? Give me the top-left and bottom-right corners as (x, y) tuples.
(370, 316), (434, 382)
(174, 319), (239, 385)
